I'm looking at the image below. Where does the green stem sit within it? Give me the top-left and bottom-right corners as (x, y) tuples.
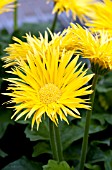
(79, 74), (99, 170)
(51, 12), (58, 33)
(49, 119), (63, 162)
(13, 0), (18, 31)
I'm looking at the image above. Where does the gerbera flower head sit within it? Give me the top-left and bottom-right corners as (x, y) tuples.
(68, 23), (112, 74)
(0, 0), (16, 14)
(3, 44), (93, 130)
(48, 0), (95, 22)
(3, 29), (79, 67)
(86, 0), (112, 37)
(3, 32), (50, 67)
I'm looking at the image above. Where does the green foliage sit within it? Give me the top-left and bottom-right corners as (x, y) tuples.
(78, 116), (107, 134)
(32, 142), (51, 157)
(104, 150), (112, 170)
(96, 72), (112, 110)
(61, 123), (84, 150)
(87, 145), (105, 163)
(2, 156), (42, 170)
(24, 121), (49, 141)
(85, 163), (101, 170)
(0, 108), (14, 139)
(43, 160), (74, 170)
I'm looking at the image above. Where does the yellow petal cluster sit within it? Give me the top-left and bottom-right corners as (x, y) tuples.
(3, 29), (79, 67)
(4, 42), (93, 129)
(48, 0), (95, 22)
(3, 32), (50, 67)
(86, 0), (112, 37)
(66, 23), (112, 72)
(0, 0), (16, 14)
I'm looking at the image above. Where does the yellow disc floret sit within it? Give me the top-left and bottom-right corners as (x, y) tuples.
(39, 83), (62, 104)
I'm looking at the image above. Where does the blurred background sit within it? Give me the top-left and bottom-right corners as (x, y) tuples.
(0, 0), (70, 33)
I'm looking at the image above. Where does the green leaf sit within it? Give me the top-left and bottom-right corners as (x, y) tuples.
(0, 108), (13, 123)
(92, 112), (112, 125)
(0, 108), (14, 139)
(89, 120), (107, 134)
(0, 149), (8, 158)
(96, 72), (112, 91)
(0, 122), (9, 139)
(63, 143), (81, 162)
(96, 73), (112, 109)
(87, 146), (105, 163)
(24, 120), (49, 141)
(85, 163), (101, 170)
(105, 114), (112, 125)
(61, 122), (84, 150)
(92, 113), (105, 125)
(2, 156), (42, 170)
(43, 160), (73, 170)
(25, 120), (84, 151)
(96, 85), (107, 93)
(32, 141), (51, 157)
(91, 139), (110, 147)
(104, 150), (112, 170)
(78, 116), (107, 135)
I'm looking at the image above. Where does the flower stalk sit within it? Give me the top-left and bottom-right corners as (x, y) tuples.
(51, 12), (58, 33)
(79, 74), (99, 170)
(14, 0), (18, 31)
(49, 119), (63, 162)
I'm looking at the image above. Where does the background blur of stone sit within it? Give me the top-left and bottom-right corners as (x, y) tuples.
(0, 0), (71, 33)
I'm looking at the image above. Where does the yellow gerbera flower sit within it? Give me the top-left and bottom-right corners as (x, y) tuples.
(67, 23), (112, 73)
(3, 29), (78, 67)
(86, 0), (112, 37)
(3, 32), (50, 67)
(4, 46), (93, 129)
(48, 0), (94, 21)
(0, 0), (16, 14)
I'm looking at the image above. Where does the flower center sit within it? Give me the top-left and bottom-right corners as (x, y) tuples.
(39, 83), (62, 104)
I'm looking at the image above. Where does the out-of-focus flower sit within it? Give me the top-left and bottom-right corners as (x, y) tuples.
(0, 0), (16, 14)
(3, 44), (93, 129)
(86, 0), (112, 37)
(48, 0), (95, 22)
(67, 23), (112, 74)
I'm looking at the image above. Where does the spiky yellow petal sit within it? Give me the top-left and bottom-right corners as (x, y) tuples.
(66, 23), (112, 73)
(86, 0), (112, 37)
(0, 0), (16, 14)
(3, 29), (79, 67)
(3, 33), (49, 67)
(48, 0), (95, 22)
